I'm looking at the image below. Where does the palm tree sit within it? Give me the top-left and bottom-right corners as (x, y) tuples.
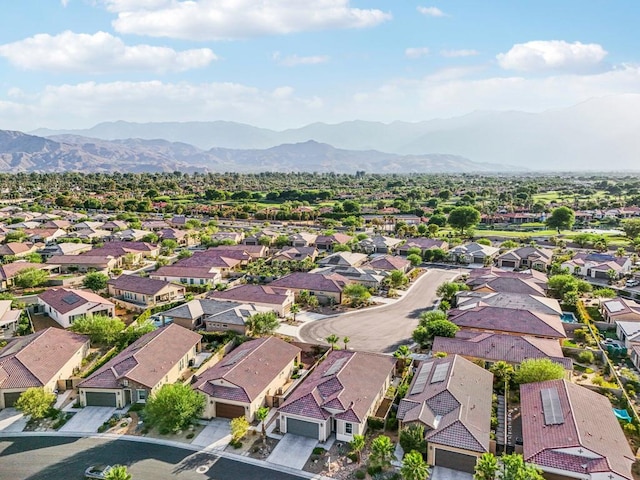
(255, 406), (269, 444)
(369, 435), (395, 471)
(343, 336), (350, 350)
(325, 334), (340, 350)
(400, 450), (429, 480)
(489, 361), (514, 395)
(474, 452), (498, 480)
(393, 345), (412, 374)
(350, 434), (365, 464)
(290, 303), (300, 321)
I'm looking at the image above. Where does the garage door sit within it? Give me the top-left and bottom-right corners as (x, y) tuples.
(215, 402), (245, 419)
(85, 391), (117, 407)
(501, 260), (516, 268)
(594, 270), (609, 279)
(434, 448), (478, 473)
(286, 417), (319, 438)
(4, 392), (22, 407)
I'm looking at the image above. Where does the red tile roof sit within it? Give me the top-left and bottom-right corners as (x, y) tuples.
(448, 305), (566, 338)
(269, 272), (350, 293)
(364, 255), (411, 271)
(397, 355), (492, 453)
(107, 274), (182, 296)
(38, 288), (114, 315)
(521, 379), (634, 479)
(0, 328), (88, 389)
(79, 323), (201, 390)
(193, 337), (300, 402)
(279, 350), (395, 423)
(207, 284), (292, 306)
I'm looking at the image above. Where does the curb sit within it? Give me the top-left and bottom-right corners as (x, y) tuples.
(0, 431), (334, 480)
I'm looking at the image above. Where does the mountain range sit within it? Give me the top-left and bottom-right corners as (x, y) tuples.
(0, 94), (635, 173)
(0, 130), (516, 174)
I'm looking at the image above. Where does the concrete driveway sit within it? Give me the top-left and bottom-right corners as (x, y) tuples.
(59, 406), (115, 433)
(0, 408), (27, 432)
(431, 466), (473, 480)
(191, 418), (232, 450)
(299, 267), (463, 353)
(267, 434), (318, 470)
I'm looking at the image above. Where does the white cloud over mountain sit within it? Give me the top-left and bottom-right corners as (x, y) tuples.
(497, 40), (608, 72)
(0, 31), (216, 73)
(104, 0), (391, 40)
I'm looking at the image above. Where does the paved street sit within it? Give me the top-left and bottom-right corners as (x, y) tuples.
(299, 267), (463, 353)
(0, 436), (306, 480)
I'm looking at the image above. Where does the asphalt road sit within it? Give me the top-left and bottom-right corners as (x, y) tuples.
(298, 267), (463, 353)
(0, 436), (305, 480)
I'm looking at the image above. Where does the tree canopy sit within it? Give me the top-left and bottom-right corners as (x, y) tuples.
(447, 206), (481, 235)
(83, 271), (109, 292)
(515, 358), (565, 384)
(15, 387), (56, 419)
(246, 311), (279, 336)
(69, 314), (126, 345)
(143, 383), (205, 434)
(546, 206), (575, 233)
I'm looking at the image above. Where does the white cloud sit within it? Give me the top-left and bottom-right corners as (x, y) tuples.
(61, 0), (70, 6)
(417, 6), (447, 17)
(3, 66), (640, 132)
(103, 0), (391, 40)
(440, 49), (479, 58)
(0, 31), (216, 74)
(405, 47), (430, 59)
(497, 40), (607, 72)
(272, 52), (330, 67)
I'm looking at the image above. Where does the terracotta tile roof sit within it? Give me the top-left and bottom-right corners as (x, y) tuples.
(193, 337), (300, 402)
(497, 247), (554, 264)
(0, 242), (35, 256)
(207, 284), (292, 306)
(0, 261), (50, 280)
(399, 238), (448, 250)
(432, 333), (572, 369)
(79, 323), (201, 390)
(315, 233), (353, 245)
(208, 245), (267, 258)
(269, 272), (350, 293)
(272, 247), (318, 261)
(455, 291), (562, 316)
(278, 350), (395, 423)
(397, 355), (492, 453)
(448, 305), (566, 338)
(521, 379), (634, 479)
(107, 274), (180, 296)
(467, 276), (546, 296)
(152, 265), (221, 280)
(364, 255), (411, 271)
(0, 328), (88, 389)
(38, 288), (114, 315)
(467, 267), (548, 288)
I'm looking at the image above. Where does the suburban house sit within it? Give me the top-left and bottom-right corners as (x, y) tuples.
(363, 254), (411, 273)
(151, 264), (222, 286)
(496, 246), (554, 271)
(432, 332), (572, 370)
(278, 350), (395, 442)
(111, 229), (148, 242)
(454, 291), (562, 316)
(107, 274), (185, 310)
(208, 244), (268, 260)
(39, 242), (92, 260)
(397, 355), (493, 473)
(93, 241), (160, 259)
(600, 297), (640, 323)
(210, 231), (244, 244)
(289, 232), (318, 247)
(315, 233), (353, 251)
(466, 269), (547, 296)
(520, 379), (634, 480)
(101, 220), (128, 232)
(193, 336), (301, 421)
(397, 238), (449, 256)
(0, 328), (90, 408)
(269, 272), (350, 305)
(0, 242), (39, 260)
(562, 252), (632, 279)
(207, 284), (295, 317)
(615, 321), (640, 350)
(160, 299), (273, 334)
(78, 323), (201, 407)
(46, 254), (119, 274)
(318, 252), (368, 268)
(357, 235), (403, 254)
(243, 229), (279, 246)
(37, 288), (115, 328)
(467, 267), (548, 290)
(448, 242), (500, 265)
(23, 227), (67, 244)
(0, 300), (24, 339)
(271, 246), (318, 263)
(447, 305), (566, 340)
(158, 228), (195, 246)
(311, 265), (386, 289)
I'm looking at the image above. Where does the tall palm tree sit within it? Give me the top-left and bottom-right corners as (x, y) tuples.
(350, 434), (365, 464)
(473, 452), (498, 480)
(393, 345), (412, 374)
(343, 336), (350, 350)
(255, 406), (269, 444)
(290, 303), (300, 321)
(325, 334), (340, 350)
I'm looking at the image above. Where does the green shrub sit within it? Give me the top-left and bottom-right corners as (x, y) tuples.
(367, 465), (382, 476)
(313, 447), (325, 455)
(186, 432), (195, 439)
(367, 417), (384, 430)
(578, 350), (595, 364)
(355, 470), (366, 480)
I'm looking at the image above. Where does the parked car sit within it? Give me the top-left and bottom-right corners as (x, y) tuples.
(85, 465), (113, 479)
(626, 279), (640, 287)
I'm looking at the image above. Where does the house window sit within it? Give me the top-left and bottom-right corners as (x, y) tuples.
(137, 389), (147, 402)
(345, 423), (353, 434)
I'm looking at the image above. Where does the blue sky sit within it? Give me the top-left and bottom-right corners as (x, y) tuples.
(0, 0), (639, 131)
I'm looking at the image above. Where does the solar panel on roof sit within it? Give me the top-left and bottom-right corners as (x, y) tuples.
(323, 356), (349, 377)
(607, 301), (624, 313)
(222, 348), (251, 367)
(62, 294), (81, 305)
(430, 362), (450, 384)
(541, 387), (564, 425)
(410, 362), (433, 395)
